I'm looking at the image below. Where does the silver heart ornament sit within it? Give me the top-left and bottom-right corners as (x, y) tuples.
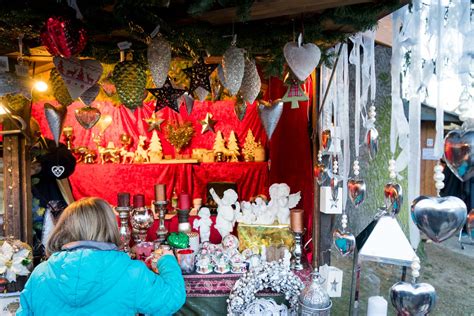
(411, 196), (467, 243)
(283, 34), (321, 82)
(44, 103), (67, 146)
(348, 179), (366, 207)
(51, 165), (65, 178)
(258, 99), (283, 140)
(444, 129), (474, 181)
(384, 182), (403, 215)
(75, 106), (101, 129)
(222, 45), (245, 96)
(79, 84), (100, 105)
(365, 127), (379, 160)
(180, 92), (194, 115)
(53, 57), (103, 100)
(390, 281), (437, 315)
(333, 229), (355, 257)
(147, 35), (171, 88)
(313, 162), (328, 185)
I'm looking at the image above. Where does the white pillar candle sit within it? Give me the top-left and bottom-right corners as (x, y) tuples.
(367, 296), (388, 316)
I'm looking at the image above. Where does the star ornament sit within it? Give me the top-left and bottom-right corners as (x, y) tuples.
(200, 113), (217, 134)
(183, 58), (217, 94)
(147, 78), (186, 113)
(144, 112), (164, 132)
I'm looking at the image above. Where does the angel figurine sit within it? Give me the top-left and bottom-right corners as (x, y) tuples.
(267, 183), (301, 225)
(193, 207), (213, 242)
(209, 188), (240, 238)
(237, 201), (256, 224)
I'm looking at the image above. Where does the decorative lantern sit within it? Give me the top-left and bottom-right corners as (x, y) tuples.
(298, 269), (332, 315)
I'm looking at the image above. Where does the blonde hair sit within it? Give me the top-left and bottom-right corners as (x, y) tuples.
(47, 197), (121, 255)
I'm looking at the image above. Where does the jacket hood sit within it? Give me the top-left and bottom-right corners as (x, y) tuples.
(44, 248), (130, 308)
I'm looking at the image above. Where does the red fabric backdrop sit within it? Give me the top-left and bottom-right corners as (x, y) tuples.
(31, 78), (314, 244)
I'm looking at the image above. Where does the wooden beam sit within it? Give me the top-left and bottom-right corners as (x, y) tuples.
(195, 0), (373, 25)
(375, 14), (392, 47)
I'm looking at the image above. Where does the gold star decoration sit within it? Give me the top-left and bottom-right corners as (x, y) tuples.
(199, 112), (217, 134)
(144, 112), (165, 132)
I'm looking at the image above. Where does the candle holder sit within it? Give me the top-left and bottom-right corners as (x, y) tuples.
(154, 201), (169, 243)
(116, 206), (132, 253)
(291, 228), (306, 271)
(63, 126), (74, 150)
(178, 209), (191, 233)
(131, 205), (154, 244)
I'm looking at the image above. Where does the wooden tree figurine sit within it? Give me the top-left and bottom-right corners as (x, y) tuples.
(227, 130), (240, 162)
(213, 131), (227, 158)
(243, 129), (257, 161)
(148, 130), (163, 163)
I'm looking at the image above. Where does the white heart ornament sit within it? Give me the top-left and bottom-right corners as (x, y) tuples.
(51, 165), (65, 178)
(283, 34), (321, 82)
(53, 57), (103, 100)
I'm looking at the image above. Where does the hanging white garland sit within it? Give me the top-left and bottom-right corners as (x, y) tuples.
(227, 260), (304, 315)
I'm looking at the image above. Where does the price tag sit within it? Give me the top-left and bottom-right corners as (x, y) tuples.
(117, 41), (132, 50)
(15, 63), (29, 77)
(150, 25), (161, 38)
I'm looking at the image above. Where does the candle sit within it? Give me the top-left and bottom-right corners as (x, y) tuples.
(367, 296), (388, 316)
(155, 184), (166, 202)
(133, 194), (145, 208)
(178, 192), (191, 210)
(117, 192), (130, 207)
(290, 209), (304, 233)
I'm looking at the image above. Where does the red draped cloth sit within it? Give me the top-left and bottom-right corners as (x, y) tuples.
(32, 77), (315, 257)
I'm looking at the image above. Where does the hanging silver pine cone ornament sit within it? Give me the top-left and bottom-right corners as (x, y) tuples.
(147, 35), (171, 88)
(49, 68), (73, 107)
(113, 61), (147, 110)
(240, 59), (261, 104)
(222, 41), (245, 96)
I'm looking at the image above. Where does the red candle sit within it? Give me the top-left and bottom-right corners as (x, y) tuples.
(133, 194), (145, 208)
(117, 192), (130, 207)
(155, 184), (166, 202)
(178, 192), (191, 210)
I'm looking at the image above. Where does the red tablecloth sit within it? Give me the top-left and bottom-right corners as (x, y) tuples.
(70, 162), (269, 206)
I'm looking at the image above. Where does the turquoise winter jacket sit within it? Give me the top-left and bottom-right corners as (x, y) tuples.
(17, 248), (186, 315)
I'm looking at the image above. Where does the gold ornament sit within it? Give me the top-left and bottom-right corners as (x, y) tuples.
(166, 121), (195, 153)
(144, 112), (165, 132)
(199, 112), (217, 134)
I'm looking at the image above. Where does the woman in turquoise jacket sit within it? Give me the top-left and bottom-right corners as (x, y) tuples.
(17, 197), (186, 316)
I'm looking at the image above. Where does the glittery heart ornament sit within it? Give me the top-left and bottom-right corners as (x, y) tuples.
(74, 106), (101, 129)
(49, 68), (73, 107)
(283, 34), (321, 81)
(222, 45), (245, 96)
(239, 59), (261, 104)
(258, 99), (284, 140)
(147, 35), (171, 88)
(40, 16), (87, 58)
(44, 103), (67, 146)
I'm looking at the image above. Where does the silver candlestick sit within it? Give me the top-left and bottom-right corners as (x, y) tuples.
(154, 201), (169, 243)
(131, 206), (154, 244)
(291, 228), (306, 271)
(116, 206), (131, 253)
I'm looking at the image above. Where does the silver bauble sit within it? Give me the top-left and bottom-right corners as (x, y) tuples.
(147, 36), (171, 88)
(222, 45), (245, 96)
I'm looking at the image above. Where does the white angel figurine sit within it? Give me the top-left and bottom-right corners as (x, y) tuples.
(210, 188), (240, 238)
(238, 201), (256, 224)
(193, 207), (213, 242)
(267, 183), (301, 225)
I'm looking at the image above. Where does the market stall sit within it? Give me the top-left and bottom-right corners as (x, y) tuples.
(1, 0), (473, 315)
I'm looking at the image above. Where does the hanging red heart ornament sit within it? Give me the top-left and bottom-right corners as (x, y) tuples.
(75, 106), (101, 129)
(40, 16), (87, 58)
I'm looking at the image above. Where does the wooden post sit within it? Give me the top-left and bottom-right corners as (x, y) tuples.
(2, 121), (32, 244)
